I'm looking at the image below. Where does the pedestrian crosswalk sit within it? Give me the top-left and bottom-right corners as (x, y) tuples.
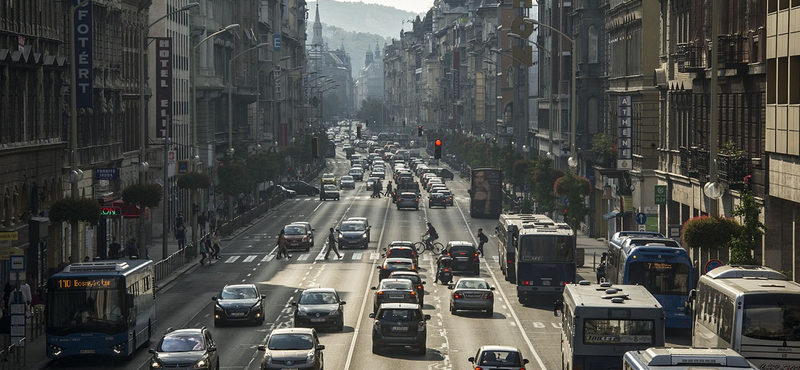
(286, 195), (471, 202)
(216, 251), (500, 265)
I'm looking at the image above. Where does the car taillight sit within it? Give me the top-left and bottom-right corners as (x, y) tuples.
(417, 285), (423, 290)
(417, 320), (425, 330)
(508, 259), (513, 265)
(482, 292), (493, 299)
(520, 280), (531, 286)
(397, 198), (402, 201)
(410, 291), (416, 297)
(377, 291), (383, 297)
(444, 268), (451, 272)
(454, 293), (464, 299)
(415, 198), (418, 201)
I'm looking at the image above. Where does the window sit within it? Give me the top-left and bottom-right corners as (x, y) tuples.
(583, 319), (655, 345)
(588, 26), (598, 63)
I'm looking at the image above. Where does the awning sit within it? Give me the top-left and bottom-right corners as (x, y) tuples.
(111, 200), (142, 218)
(603, 210), (622, 220)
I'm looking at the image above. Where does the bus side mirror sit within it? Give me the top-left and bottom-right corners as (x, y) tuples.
(553, 300), (561, 317)
(684, 289), (697, 316)
(127, 293), (135, 308)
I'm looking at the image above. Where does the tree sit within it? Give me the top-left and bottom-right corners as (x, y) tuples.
(682, 215), (741, 252)
(591, 133), (616, 168)
(216, 162), (251, 197)
(554, 172), (592, 232)
(530, 156), (562, 216)
(729, 189), (766, 265)
(356, 97), (386, 125)
(49, 197), (102, 226)
(122, 183), (163, 209)
(176, 172), (211, 190)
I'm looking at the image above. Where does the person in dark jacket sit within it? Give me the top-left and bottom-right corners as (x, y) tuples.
(324, 228), (341, 260)
(477, 228), (489, 256)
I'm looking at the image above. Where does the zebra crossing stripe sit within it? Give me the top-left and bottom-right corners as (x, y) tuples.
(492, 256), (499, 263)
(261, 255), (274, 262)
(351, 253), (362, 260)
(242, 255), (257, 263)
(225, 256), (240, 263)
(369, 252), (380, 260)
(297, 254), (310, 261)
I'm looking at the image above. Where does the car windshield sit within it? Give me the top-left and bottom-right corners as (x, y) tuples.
(299, 292), (339, 304)
(220, 286), (258, 299)
(378, 309), (421, 321)
(284, 225), (306, 235)
(268, 334), (314, 350)
(341, 176), (353, 181)
(380, 280), (413, 290)
(388, 249), (413, 259)
(324, 185), (337, 190)
(385, 262), (412, 271)
(450, 247), (476, 255)
(456, 280), (489, 289)
(391, 274), (420, 284)
(340, 222), (365, 231)
(159, 333), (205, 352)
(480, 350), (521, 366)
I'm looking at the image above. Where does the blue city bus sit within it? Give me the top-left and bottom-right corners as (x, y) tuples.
(496, 214), (576, 303)
(46, 260), (156, 358)
(603, 237), (694, 329)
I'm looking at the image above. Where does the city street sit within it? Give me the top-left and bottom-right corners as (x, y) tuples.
(34, 153), (689, 370)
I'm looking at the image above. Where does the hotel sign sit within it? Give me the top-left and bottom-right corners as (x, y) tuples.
(617, 96), (632, 170)
(156, 37), (173, 138)
(74, 0), (93, 108)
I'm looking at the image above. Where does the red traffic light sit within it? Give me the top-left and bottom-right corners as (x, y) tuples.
(435, 139), (442, 146)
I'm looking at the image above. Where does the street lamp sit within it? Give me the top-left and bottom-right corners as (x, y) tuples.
(522, 18), (577, 172)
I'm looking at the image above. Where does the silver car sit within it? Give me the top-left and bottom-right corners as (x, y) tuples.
(448, 278), (495, 316)
(396, 192), (419, 210)
(371, 278), (418, 313)
(468, 345), (529, 370)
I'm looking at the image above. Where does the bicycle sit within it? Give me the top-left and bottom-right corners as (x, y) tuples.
(415, 235), (444, 254)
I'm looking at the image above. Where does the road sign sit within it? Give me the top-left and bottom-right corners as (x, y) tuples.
(9, 255), (24, 271)
(705, 259), (724, 272)
(168, 150), (177, 164)
(638, 225), (646, 231)
(668, 225), (682, 239)
(655, 185), (667, 205)
(636, 212), (647, 225)
(178, 160), (189, 174)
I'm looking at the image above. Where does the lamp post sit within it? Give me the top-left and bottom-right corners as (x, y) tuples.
(190, 23), (239, 246)
(137, 2), (199, 259)
(522, 18), (577, 171)
(226, 42), (269, 220)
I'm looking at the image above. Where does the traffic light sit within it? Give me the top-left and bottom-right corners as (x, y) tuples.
(418, 126), (423, 137)
(357, 125), (362, 139)
(311, 137), (319, 159)
(434, 139), (442, 159)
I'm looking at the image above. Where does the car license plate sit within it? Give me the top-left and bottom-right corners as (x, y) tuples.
(466, 294), (482, 298)
(391, 326), (408, 332)
(389, 294), (404, 299)
(231, 312), (246, 317)
(79, 349), (95, 354)
(456, 257), (468, 261)
(310, 318), (325, 322)
(282, 368), (299, 370)
(542, 280), (551, 286)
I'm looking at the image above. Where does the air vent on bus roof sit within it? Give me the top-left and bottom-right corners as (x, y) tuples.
(610, 297), (625, 303)
(64, 261), (130, 272)
(600, 282), (613, 288)
(578, 280), (591, 285)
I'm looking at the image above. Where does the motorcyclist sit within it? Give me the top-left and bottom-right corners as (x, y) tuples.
(435, 253), (453, 284)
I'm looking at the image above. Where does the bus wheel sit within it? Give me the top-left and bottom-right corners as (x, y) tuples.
(518, 296), (526, 305)
(142, 321), (152, 347)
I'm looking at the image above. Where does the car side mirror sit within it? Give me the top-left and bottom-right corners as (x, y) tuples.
(523, 359), (530, 365)
(261, 294), (267, 299)
(257, 345), (266, 351)
(376, 266), (381, 270)
(371, 286), (377, 290)
(422, 281), (426, 285)
(317, 345), (325, 351)
(447, 285), (454, 290)
(490, 287), (495, 291)
(424, 314), (431, 321)
(468, 357), (475, 363)
(211, 296), (218, 301)
(336, 229), (340, 232)
(149, 349), (156, 354)
(368, 313), (375, 318)
(291, 301), (297, 306)
(208, 346), (217, 352)
(340, 301), (346, 305)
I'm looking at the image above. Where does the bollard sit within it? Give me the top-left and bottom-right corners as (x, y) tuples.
(592, 252), (596, 272)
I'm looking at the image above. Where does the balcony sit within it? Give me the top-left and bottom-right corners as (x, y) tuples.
(676, 43), (706, 73)
(718, 34), (749, 67)
(718, 153), (750, 190)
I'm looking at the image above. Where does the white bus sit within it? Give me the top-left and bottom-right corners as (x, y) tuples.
(623, 348), (758, 370)
(686, 265), (800, 369)
(560, 281), (665, 370)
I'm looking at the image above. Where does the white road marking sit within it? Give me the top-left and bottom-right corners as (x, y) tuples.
(224, 255), (240, 263)
(297, 254), (310, 261)
(351, 252), (362, 260)
(242, 255), (257, 263)
(261, 255), (274, 262)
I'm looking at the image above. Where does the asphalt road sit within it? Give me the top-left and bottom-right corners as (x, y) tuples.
(45, 148), (691, 370)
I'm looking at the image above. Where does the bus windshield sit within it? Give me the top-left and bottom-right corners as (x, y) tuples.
(583, 319), (655, 345)
(743, 294), (800, 341)
(47, 290), (126, 336)
(627, 262), (691, 295)
(518, 235), (573, 262)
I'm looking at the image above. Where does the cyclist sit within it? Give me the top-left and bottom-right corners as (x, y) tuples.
(422, 222), (439, 251)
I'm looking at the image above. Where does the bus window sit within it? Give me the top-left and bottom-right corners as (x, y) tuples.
(519, 235), (573, 262)
(627, 262), (690, 295)
(583, 319), (655, 345)
(743, 294), (800, 341)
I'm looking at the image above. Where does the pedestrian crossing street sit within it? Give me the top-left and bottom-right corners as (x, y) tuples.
(287, 194), (470, 202)
(216, 251), (500, 264)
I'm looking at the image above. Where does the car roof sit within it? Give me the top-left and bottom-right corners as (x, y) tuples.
(385, 257), (414, 263)
(479, 345), (522, 353)
(399, 192), (417, 195)
(270, 327), (316, 335)
(377, 302), (421, 310)
(456, 278), (489, 284)
(341, 175), (353, 179)
(223, 283), (257, 290)
(448, 241), (475, 247)
(165, 328), (205, 336)
(302, 288), (337, 294)
(341, 220), (364, 226)
(389, 271), (420, 277)
(387, 244), (414, 249)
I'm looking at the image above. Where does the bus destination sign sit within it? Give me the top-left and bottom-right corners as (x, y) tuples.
(55, 278), (115, 290)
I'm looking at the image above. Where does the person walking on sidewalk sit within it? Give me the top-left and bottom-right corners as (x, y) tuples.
(175, 225), (187, 250)
(198, 212), (207, 236)
(276, 229), (292, 260)
(108, 237), (122, 259)
(324, 228), (341, 260)
(477, 228), (489, 257)
(212, 232), (222, 260)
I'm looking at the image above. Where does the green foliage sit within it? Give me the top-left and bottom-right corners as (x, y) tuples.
(246, 152), (282, 185)
(122, 183), (163, 208)
(176, 172), (211, 190)
(530, 156), (562, 216)
(681, 216), (741, 251)
(591, 133), (616, 168)
(321, 91), (343, 123)
(553, 172), (592, 231)
(216, 163), (251, 196)
(729, 189), (766, 265)
(356, 97), (386, 126)
(49, 197), (102, 225)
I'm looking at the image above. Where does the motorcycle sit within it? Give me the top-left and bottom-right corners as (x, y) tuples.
(436, 256), (453, 284)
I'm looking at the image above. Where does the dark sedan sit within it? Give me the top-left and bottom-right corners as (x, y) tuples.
(212, 284), (265, 326)
(292, 288), (346, 331)
(337, 220), (371, 249)
(388, 271), (426, 306)
(149, 327), (219, 370)
(428, 192), (447, 208)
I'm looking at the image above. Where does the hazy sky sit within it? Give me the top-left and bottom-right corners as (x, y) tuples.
(334, 0), (433, 14)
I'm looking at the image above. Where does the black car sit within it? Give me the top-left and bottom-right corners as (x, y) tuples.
(261, 184), (296, 199)
(212, 284), (266, 326)
(369, 303), (430, 355)
(388, 271), (426, 306)
(446, 241), (480, 275)
(428, 193), (447, 208)
(337, 220), (371, 249)
(281, 181), (319, 196)
(383, 242), (419, 267)
(292, 288), (346, 331)
(149, 327), (219, 370)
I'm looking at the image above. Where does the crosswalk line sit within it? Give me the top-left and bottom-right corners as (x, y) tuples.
(261, 255), (274, 262)
(351, 252), (362, 260)
(369, 252), (380, 260)
(242, 255), (258, 263)
(492, 256), (499, 263)
(297, 254), (310, 261)
(224, 255), (241, 263)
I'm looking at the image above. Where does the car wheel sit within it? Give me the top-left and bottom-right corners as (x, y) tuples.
(450, 303), (457, 315)
(372, 344), (380, 354)
(417, 343), (426, 356)
(474, 267), (480, 276)
(214, 319), (221, 327)
(415, 206), (419, 210)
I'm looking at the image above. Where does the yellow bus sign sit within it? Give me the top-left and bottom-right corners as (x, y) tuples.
(0, 232), (18, 241)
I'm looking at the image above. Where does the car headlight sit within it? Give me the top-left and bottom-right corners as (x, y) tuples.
(150, 359), (163, 369)
(329, 309), (341, 316)
(306, 350), (315, 363)
(193, 356), (208, 369)
(338, 233), (344, 239)
(296, 309), (308, 317)
(361, 233), (368, 239)
(264, 352), (272, 364)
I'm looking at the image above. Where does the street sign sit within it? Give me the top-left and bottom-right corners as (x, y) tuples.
(178, 160), (189, 174)
(655, 185), (667, 205)
(617, 96), (632, 170)
(668, 225), (682, 239)
(638, 224), (646, 231)
(273, 33), (281, 51)
(0, 232), (19, 241)
(636, 212), (647, 225)
(9, 255), (24, 271)
(168, 150), (177, 164)
(705, 259), (724, 272)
